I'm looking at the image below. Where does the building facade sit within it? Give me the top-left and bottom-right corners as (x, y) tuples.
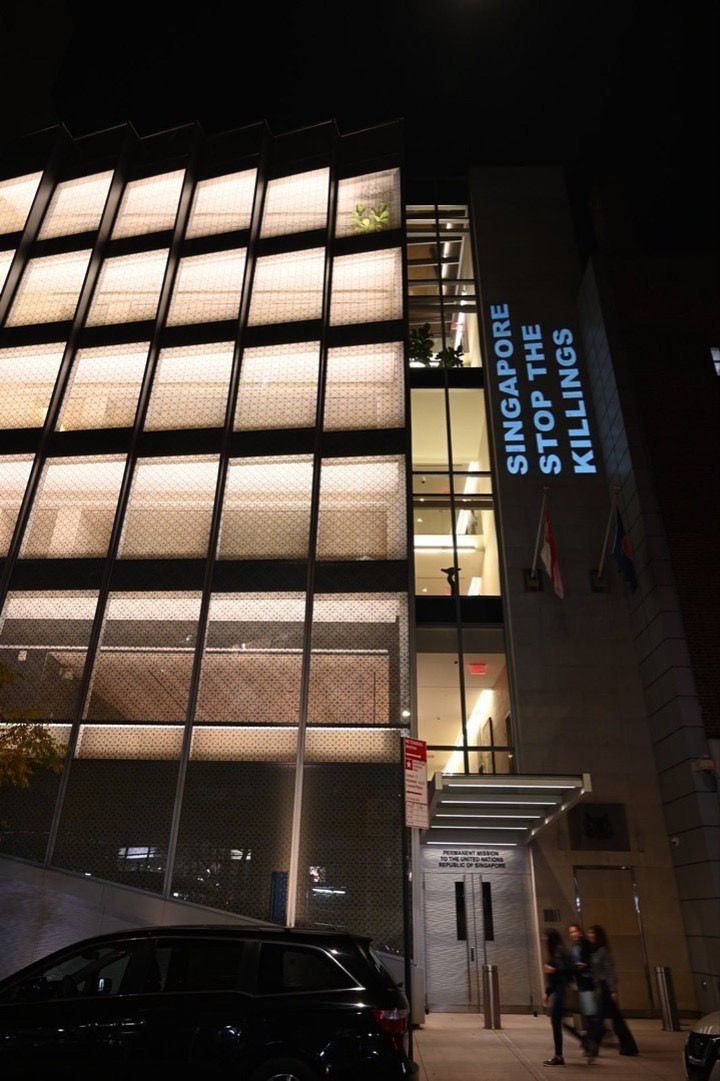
(0, 121), (716, 1016)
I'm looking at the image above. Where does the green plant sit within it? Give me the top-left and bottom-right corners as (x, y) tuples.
(409, 322), (435, 365)
(351, 201), (390, 234)
(435, 344), (465, 368)
(0, 663), (64, 789)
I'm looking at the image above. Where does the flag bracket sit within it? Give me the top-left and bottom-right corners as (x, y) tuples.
(589, 568), (611, 593)
(523, 568), (544, 592)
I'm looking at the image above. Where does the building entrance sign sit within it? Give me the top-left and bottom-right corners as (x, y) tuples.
(437, 849), (506, 870)
(487, 302), (597, 478)
(403, 737), (429, 829)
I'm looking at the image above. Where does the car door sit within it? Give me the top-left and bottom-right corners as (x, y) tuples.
(121, 935), (252, 1075)
(0, 938), (147, 1080)
(251, 941), (363, 1068)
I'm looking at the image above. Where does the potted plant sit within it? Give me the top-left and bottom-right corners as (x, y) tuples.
(351, 201), (391, 234)
(409, 323), (435, 366)
(435, 344), (464, 368)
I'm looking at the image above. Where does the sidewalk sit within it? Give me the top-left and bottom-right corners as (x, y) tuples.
(414, 1014), (687, 1081)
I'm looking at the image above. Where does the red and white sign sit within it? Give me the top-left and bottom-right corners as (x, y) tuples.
(403, 737), (429, 829)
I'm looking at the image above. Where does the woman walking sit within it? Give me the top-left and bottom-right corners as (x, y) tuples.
(568, 922), (601, 1058)
(542, 929), (573, 1066)
(587, 924), (639, 1056)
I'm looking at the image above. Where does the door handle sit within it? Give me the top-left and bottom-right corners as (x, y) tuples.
(469, 946), (475, 962)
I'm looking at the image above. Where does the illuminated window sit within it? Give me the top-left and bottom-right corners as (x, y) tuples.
(119, 456), (219, 558)
(6, 249), (92, 326)
(0, 172), (42, 235)
(58, 343), (150, 431)
(76, 726), (185, 759)
(307, 593), (410, 726)
(166, 248), (246, 325)
(414, 499), (500, 597)
(86, 249), (168, 326)
(235, 342), (320, 430)
(186, 169), (256, 238)
(38, 171), (113, 239)
(145, 342), (234, 430)
(0, 591), (99, 720)
(249, 248), (325, 326)
(218, 455), (313, 559)
(83, 592), (202, 722)
(411, 388), (498, 597)
(0, 343), (65, 429)
(195, 593), (306, 723)
(20, 455), (126, 558)
(112, 170), (185, 238)
(324, 342), (404, 430)
(417, 653), (513, 776)
(189, 726), (297, 760)
(0, 249), (15, 293)
(330, 248), (402, 325)
(261, 168), (329, 238)
(0, 455), (34, 555)
(335, 168), (401, 238)
(316, 456), (406, 560)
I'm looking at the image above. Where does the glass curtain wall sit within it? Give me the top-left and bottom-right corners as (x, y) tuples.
(0, 135), (408, 947)
(407, 195), (512, 777)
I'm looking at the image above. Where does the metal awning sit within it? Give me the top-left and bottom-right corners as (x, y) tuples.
(423, 772), (592, 848)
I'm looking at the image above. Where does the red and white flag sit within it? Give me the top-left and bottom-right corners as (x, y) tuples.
(540, 510), (564, 599)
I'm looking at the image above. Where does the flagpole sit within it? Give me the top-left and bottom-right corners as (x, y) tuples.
(596, 488), (619, 581)
(530, 487), (548, 580)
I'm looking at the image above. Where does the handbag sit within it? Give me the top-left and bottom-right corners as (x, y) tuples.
(579, 989), (598, 1016)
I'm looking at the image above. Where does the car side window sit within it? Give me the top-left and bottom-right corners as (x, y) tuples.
(258, 944), (354, 994)
(144, 939), (246, 994)
(2, 943), (138, 1004)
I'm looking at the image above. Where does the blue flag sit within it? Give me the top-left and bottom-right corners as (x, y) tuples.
(612, 510), (638, 591)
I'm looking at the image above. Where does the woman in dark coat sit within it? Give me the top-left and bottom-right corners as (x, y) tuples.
(542, 929), (573, 1066)
(587, 924), (639, 1056)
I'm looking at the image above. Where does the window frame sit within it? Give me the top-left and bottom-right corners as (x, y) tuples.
(0, 937), (148, 1005)
(144, 935), (255, 997)
(252, 940), (363, 997)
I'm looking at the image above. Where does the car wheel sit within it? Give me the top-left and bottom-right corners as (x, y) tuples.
(248, 1058), (320, 1081)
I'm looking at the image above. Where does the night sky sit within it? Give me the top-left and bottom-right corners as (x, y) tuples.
(0, 0), (717, 253)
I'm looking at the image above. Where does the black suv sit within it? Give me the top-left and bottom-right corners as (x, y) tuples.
(0, 925), (417, 1080)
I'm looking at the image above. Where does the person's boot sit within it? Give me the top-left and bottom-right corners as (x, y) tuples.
(543, 1055), (565, 1066)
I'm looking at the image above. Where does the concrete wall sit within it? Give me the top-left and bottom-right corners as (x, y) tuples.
(578, 257), (720, 1014)
(469, 167), (697, 1012)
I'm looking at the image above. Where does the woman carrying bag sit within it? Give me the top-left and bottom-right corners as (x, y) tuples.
(568, 923), (601, 1058)
(587, 925), (639, 1056)
(542, 929), (574, 1066)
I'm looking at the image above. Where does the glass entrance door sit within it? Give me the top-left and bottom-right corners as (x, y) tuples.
(424, 871), (485, 1011)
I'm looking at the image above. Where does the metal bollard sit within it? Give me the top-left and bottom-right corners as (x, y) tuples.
(655, 966), (681, 1031)
(482, 964), (502, 1029)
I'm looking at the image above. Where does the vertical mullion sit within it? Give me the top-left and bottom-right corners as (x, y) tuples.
(0, 132), (131, 611)
(161, 130), (271, 899)
(285, 142), (338, 929)
(44, 128), (202, 867)
(434, 189), (470, 774)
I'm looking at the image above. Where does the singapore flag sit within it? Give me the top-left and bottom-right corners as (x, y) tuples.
(540, 510), (565, 599)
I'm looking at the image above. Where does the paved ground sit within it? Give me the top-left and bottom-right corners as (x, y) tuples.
(414, 1015), (687, 1080)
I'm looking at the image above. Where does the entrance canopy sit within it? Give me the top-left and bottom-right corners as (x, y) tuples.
(424, 772), (591, 847)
